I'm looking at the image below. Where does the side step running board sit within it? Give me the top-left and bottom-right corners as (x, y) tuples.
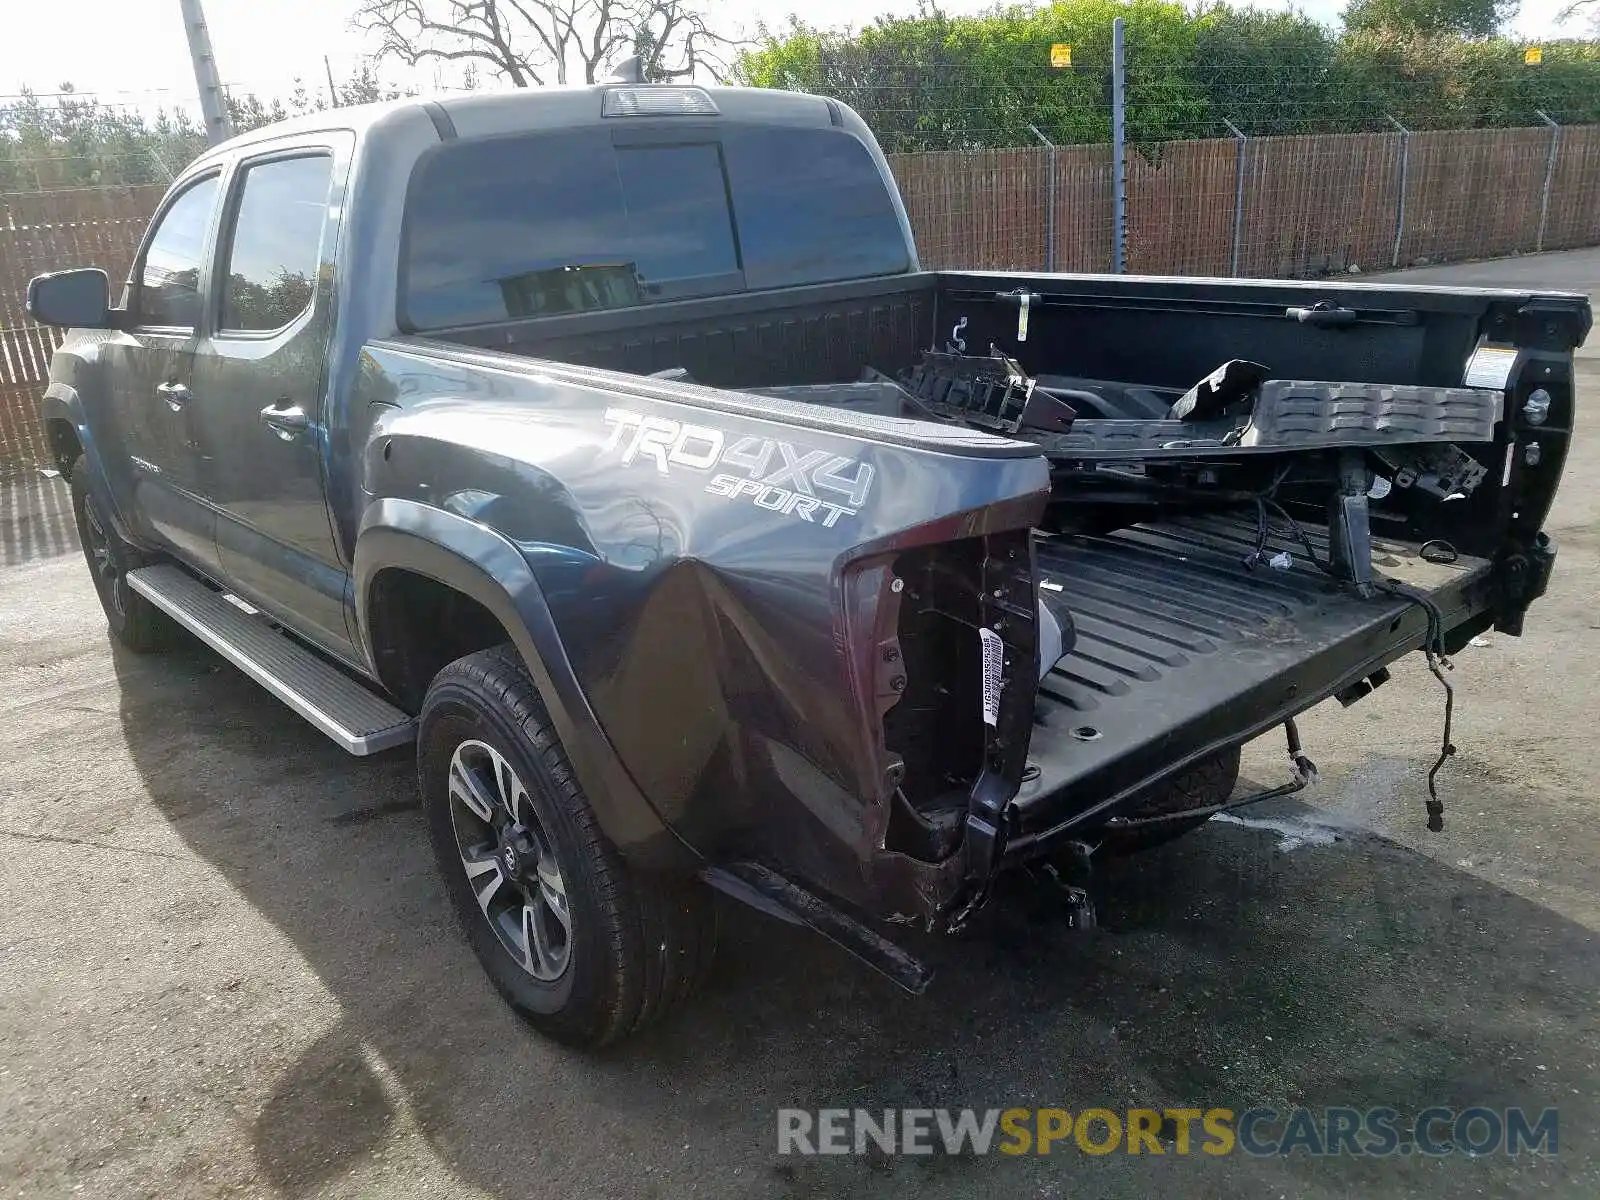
(126, 564), (415, 756)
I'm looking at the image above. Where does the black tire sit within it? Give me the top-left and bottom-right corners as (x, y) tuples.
(1096, 745), (1242, 856)
(418, 646), (716, 1046)
(68, 456), (174, 653)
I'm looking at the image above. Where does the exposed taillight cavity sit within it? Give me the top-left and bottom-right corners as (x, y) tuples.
(839, 553), (910, 807)
(867, 530), (1039, 863)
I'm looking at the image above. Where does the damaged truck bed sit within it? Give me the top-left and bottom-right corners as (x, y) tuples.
(1018, 516), (1486, 851)
(748, 334), (1548, 901)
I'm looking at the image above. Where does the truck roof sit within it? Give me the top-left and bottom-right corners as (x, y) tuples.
(194, 84), (845, 166)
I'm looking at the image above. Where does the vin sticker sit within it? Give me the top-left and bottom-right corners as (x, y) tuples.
(1463, 345), (1516, 390)
(979, 627), (1004, 727)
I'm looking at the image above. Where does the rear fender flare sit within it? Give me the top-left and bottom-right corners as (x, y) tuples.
(353, 498), (691, 867)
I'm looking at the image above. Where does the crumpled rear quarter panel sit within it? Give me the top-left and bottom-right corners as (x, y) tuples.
(357, 341), (1049, 906)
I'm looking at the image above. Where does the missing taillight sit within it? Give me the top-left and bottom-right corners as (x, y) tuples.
(880, 531), (1038, 862)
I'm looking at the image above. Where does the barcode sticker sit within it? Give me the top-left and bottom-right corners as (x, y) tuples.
(979, 627), (1004, 726)
(1017, 292), (1031, 342)
(1463, 345), (1516, 390)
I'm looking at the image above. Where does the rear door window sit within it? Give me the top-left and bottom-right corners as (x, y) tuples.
(218, 154), (333, 333)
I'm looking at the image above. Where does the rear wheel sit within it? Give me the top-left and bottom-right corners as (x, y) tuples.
(1096, 745), (1242, 855)
(418, 646), (715, 1045)
(69, 457), (174, 653)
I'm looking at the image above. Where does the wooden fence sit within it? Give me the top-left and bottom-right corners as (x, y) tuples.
(891, 123), (1600, 278)
(887, 143), (1116, 273)
(3, 125), (1599, 471)
(0, 184), (163, 474)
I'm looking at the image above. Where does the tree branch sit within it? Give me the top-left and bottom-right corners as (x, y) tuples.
(355, 0), (744, 89)
(499, 0), (572, 82)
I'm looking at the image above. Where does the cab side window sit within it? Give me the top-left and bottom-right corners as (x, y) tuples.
(218, 155), (334, 333)
(133, 175), (220, 329)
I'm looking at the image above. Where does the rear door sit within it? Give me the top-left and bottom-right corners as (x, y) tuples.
(105, 171), (224, 572)
(189, 142), (353, 659)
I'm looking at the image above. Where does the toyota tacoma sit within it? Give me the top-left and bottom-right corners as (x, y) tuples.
(28, 84), (1589, 1044)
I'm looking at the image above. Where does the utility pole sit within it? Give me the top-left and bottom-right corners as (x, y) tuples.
(178, 0), (233, 146)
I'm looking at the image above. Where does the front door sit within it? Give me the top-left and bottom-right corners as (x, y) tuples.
(190, 145), (353, 659)
(103, 171), (224, 573)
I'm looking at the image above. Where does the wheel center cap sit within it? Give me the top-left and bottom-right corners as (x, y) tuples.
(498, 826), (537, 886)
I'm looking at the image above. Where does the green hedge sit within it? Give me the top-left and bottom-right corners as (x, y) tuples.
(736, 2), (1600, 151)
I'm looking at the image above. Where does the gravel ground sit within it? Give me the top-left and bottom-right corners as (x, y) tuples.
(1, 250), (1597, 1199)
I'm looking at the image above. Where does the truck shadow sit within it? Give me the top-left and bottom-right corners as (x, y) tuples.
(113, 640), (1598, 1199)
(0, 473), (79, 566)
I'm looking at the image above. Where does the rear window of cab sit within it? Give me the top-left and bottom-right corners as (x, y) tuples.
(401, 125), (910, 330)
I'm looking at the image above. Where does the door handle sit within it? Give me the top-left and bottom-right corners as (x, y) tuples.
(155, 381), (189, 412)
(259, 401), (310, 442)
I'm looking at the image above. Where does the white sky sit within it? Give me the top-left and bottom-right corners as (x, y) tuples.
(0, 0), (1588, 112)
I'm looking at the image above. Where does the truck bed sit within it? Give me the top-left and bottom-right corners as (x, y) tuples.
(1005, 514), (1492, 856)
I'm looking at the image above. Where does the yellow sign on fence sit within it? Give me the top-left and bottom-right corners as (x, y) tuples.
(1525, 46), (1543, 65)
(1051, 43), (1073, 69)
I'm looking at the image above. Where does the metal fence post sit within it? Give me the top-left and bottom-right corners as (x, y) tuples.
(1384, 114), (1410, 269)
(1221, 118), (1246, 276)
(1112, 16), (1126, 274)
(1027, 124), (1058, 272)
(1535, 109), (1560, 253)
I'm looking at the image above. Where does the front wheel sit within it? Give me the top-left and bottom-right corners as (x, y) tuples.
(68, 457), (174, 653)
(418, 646), (715, 1046)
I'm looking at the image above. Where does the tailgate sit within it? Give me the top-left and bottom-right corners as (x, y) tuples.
(1004, 514), (1495, 857)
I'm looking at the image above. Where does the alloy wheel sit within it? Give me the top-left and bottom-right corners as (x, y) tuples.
(81, 502), (124, 617)
(447, 738), (573, 981)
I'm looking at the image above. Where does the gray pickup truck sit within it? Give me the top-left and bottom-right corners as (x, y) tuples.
(28, 84), (1589, 1045)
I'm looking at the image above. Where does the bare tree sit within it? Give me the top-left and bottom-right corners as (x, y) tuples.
(1557, 0), (1598, 27)
(355, 0), (742, 87)
(630, 0), (740, 82)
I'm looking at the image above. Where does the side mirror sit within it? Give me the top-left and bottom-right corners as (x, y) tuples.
(27, 268), (112, 330)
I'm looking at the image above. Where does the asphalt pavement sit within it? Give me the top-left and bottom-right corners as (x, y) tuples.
(1, 249), (1597, 1199)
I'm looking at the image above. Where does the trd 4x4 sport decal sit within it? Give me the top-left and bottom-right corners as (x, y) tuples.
(602, 408), (875, 528)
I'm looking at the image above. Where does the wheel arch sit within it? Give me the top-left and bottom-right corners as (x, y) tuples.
(353, 498), (691, 867)
(43, 413), (82, 474)
(42, 382), (136, 543)
(40, 383), (82, 463)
